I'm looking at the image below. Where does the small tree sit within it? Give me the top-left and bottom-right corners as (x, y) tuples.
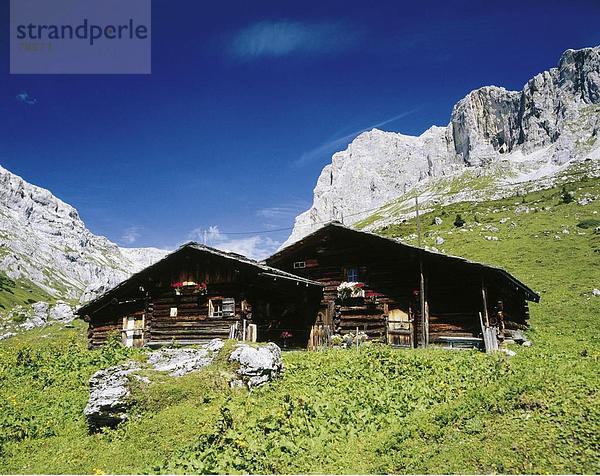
(454, 214), (465, 227)
(561, 186), (574, 204)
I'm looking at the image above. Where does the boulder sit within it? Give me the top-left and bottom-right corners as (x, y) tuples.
(49, 301), (75, 323)
(147, 339), (224, 376)
(229, 343), (283, 389)
(84, 362), (142, 429)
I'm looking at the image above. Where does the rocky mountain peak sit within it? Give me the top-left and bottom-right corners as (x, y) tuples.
(283, 45), (600, 247)
(0, 165), (167, 304)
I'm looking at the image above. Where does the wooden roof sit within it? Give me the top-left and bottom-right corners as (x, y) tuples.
(77, 242), (322, 316)
(266, 222), (540, 303)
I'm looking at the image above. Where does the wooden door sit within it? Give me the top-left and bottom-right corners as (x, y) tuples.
(123, 314), (145, 347)
(387, 308), (413, 347)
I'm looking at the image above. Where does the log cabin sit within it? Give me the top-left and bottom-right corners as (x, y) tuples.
(265, 222), (540, 349)
(77, 243), (323, 349)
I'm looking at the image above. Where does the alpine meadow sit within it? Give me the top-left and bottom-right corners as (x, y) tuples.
(1, 2), (600, 475)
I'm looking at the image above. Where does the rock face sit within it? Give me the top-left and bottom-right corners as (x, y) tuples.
(0, 165), (167, 305)
(284, 46), (600, 246)
(229, 342), (283, 389)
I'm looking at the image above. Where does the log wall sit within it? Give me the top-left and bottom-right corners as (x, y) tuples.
(266, 226), (531, 348)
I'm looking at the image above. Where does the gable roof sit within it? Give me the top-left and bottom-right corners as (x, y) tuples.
(77, 242), (322, 316)
(266, 222), (540, 303)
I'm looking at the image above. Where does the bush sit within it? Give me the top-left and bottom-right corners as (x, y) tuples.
(576, 218), (600, 229)
(560, 186), (574, 204)
(454, 214), (465, 227)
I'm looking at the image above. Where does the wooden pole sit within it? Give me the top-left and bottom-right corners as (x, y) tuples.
(416, 195), (428, 347)
(481, 278), (490, 327)
(419, 257), (427, 348)
(415, 195), (422, 248)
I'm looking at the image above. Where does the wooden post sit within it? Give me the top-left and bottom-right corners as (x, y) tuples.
(481, 278), (490, 327)
(479, 312), (489, 352)
(419, 257), (427, 348)
(415, 195), (422, 248)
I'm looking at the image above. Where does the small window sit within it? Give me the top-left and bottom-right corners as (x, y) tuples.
(388, 309), (410, 331)
(293, 261), (306, 269)
(209, 298), (235, 318)
(222, 298), (235, 317)
(347, 267), (359, 282)
(170, 307), (178, 317)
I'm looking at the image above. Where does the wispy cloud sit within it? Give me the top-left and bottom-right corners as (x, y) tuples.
(16, 91), (37, 105)
(188, 225), (280, 260)
(228, 20), (358, 61)
(294, 109), (420, 167)
(256, 200), (309, 229)
(121, 226), (141, 245)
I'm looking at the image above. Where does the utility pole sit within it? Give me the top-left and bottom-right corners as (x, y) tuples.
(415, 195), (427, 347)
(415, 195), (422, 247)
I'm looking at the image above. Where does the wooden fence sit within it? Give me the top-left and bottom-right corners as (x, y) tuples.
(308, 324), (332, 351)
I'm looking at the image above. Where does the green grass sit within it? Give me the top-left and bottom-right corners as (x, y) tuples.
(0, 178), (599, 474)
(0, 272), (54, 312)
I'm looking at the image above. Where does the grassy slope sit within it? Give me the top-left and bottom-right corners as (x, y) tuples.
(0, 271), (54, 313)
(0, 178), (599, 474)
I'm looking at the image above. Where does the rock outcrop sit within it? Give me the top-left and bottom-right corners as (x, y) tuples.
(84, 362), (142, 429)
(147, 339), (224, 377)
(285, 46), (600, 246)
(17, 300), (76, 330)
(84, 340), (283, 429)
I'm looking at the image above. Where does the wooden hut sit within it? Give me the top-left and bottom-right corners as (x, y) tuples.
(77, 243), (323, 349)
(265, 222), (539, 349)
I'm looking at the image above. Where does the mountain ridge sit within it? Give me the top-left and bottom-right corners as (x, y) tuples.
(283, 46), (600, 247)
(0, 165), (167, 310)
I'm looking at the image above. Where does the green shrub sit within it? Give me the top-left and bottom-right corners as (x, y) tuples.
(576, 218), (600, 229)
(560, 186), (574, 204)
(454, 214), (465, 227)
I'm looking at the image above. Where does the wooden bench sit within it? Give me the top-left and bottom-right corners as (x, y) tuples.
(434, 336), (484, 350)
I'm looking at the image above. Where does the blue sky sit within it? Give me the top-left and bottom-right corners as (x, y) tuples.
(1, 0), (599, 258)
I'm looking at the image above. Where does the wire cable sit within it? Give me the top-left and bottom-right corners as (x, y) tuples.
(215, 168), (596, 235)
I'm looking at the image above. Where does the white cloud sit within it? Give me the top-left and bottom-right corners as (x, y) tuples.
(228, 20), (358, 60)
(294, 109), (420, 167)
(121, 226), (141, 245)
(188, 225), (280, 261)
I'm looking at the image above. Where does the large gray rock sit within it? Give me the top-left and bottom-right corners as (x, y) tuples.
(84, 362), (142, 429)
(229, 343), (283, 389)
(147, 339), (224, 376)
(15, 300), (76, 331)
